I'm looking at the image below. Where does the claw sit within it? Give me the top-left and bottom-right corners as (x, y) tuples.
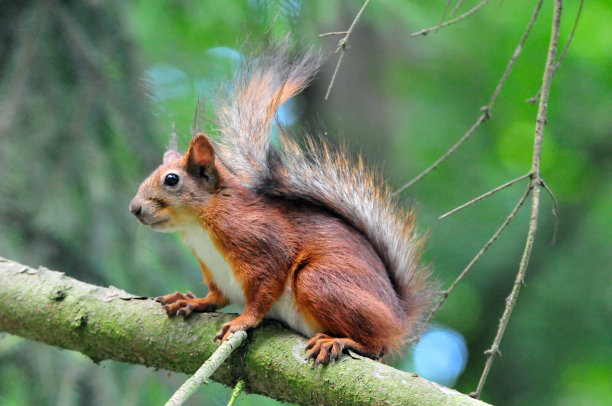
(162, 304), (176, 316)
(202, 304), (217, 312)
(330, 340), (342, 360)
(214, 322), (231, 342)
(315, 348), (330, 365)
(305, 334), (348, 365)
(177, 304), (194, 317)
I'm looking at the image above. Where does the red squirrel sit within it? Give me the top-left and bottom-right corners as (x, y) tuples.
(129, 46), (431, 364)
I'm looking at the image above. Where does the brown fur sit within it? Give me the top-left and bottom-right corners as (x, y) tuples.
(132, 135), (421, 362)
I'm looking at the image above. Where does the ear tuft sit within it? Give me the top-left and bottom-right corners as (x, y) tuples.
(163, 150), (182, 165)
(187, 133), (215, 169)
(168, 124), (178, 151)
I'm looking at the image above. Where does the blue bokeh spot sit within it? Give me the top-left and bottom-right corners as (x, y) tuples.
(413, 326), (468, 387)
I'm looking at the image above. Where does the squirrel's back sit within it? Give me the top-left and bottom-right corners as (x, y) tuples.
(212, 43), (433, 341)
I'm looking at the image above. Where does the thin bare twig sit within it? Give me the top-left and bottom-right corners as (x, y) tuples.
(325, 51), (346, 100)
(323, 0), (372, 100)
(422, 185), (532, 332)
(410, 0), (491, 37)
(439, 173), (531, 219)
(527, 0), (582, 104)
(486, 0), (544, 107)
(165, 331), (248, 406)
(392, 113), (487, 196)
(540, 178), (560, 245)
(227, 379), (245, 406)
(394, 0), (544, 196)
(452, 0), (466, 16)
(437, 0), (455, 33)
(554, 0), (582, 70)
(471, 0), (563, 398)
(319, 31), (348, 37)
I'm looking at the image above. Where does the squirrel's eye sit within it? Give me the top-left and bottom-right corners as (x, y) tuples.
(164, 173), (180, 187)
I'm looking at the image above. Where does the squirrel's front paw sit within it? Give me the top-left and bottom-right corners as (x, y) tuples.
(214, 315), (258, 342)
(155, 291), (196, 305)
(155, 291), (217, 317)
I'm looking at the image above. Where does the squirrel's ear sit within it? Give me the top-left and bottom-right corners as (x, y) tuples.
(163, 150), (181, 165)
(186, 133), (215, 173)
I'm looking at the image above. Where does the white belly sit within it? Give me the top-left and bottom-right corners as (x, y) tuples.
(267, 291), (316, 337)
(181, 225), (317, 337)
(181, 225), (245, 306)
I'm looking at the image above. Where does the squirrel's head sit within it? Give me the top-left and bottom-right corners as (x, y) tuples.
(129, 133), (219, 233)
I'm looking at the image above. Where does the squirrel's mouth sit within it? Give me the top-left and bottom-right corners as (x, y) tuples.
(139, 218), (168, 228)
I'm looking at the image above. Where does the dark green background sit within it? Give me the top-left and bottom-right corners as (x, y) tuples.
(1, 1), (610, 405)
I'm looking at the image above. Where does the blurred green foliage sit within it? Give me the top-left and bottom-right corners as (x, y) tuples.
(1, 0), (611, 405)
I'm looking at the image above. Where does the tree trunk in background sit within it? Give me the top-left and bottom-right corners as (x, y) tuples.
(0, 0), (162, 286)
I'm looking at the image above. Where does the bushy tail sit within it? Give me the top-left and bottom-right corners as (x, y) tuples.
(214, 44), (432, 333)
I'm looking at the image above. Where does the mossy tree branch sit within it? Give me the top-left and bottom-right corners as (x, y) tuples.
(0, 256), (489, 406)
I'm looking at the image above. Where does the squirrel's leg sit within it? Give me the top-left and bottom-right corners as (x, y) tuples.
(214, 267), (287, 342)
(294, 262), (402, 365)
(155, 256), (228, 317)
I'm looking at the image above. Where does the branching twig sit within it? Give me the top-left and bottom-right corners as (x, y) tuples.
(439, 173), (531, 219)
(540, 178), (560, 245)
(437, 0), (455, 33)
(165, 331), (248, 406)
(410, 0), (491, 37)
(527, 0), (582, 104)
(394, 0), (544, 196)
(421, 185), (532, 333)
(485, 0), (544, 109)
(393, 113), (488, 196)
(471, 0), (563, 398)
(554, 0), (582, 71)
(452, 0), (466, 16)
(323, 0), (371, 100)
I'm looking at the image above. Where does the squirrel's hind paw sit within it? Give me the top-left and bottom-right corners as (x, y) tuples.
(306, 333), (344, 365)
(305, 334), (382, 365)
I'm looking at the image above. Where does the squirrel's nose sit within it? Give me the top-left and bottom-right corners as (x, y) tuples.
(129, 199), (142, 217)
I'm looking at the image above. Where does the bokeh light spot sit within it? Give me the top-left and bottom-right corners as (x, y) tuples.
(413, 326), (468, 387)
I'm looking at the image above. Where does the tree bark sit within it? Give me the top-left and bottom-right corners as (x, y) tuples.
(0, 256), (489, 406)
